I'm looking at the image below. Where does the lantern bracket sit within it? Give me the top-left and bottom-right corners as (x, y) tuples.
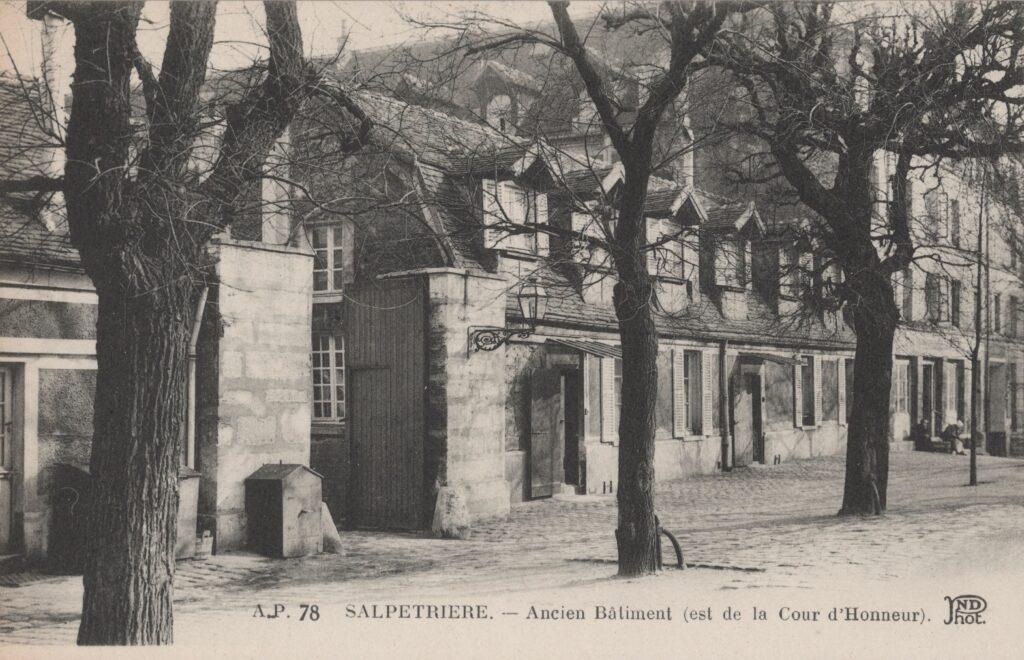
(468, 326), (535, 352)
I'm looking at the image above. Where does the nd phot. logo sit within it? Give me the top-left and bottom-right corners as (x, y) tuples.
(943, 595), (986, 625)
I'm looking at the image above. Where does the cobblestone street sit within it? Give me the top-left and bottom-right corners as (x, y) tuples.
(3, 450), (1024, 650)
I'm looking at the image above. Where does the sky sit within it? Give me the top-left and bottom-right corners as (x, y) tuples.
(0, 1), (594, 78)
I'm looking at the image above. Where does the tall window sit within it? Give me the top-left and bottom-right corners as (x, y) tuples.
(801, 355), (815, 427)
(893, 361), (909, 413)
(715, 239), (746, 288)
(312, 333), (345, 420)
(898, 268), (913, 320)
(950, 281), (962, 328)
(994, 293), (1002, 334)
(311, 226), (345, 293)
(1011, 363), (1020, 432)
(1011, 295), (1019, 337)
(949, 199), (961, 248)
(614, 357), (622, 413)
(822, 359), (839, 421)
(684, 350), (702, 434)
(925, 273), (942, 323)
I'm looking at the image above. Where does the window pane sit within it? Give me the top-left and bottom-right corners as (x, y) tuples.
(685, 351), (702, 434)
(822, 360), (839, 421)
(313, 272), (327, 291)
(801, 356), (815, 426)
(312, 228), (327, 249)
(614, 358), (622, 411)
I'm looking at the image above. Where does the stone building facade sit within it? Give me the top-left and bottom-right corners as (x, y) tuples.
(0, 66), (314, 558)
(4, 18), (1024, 556)
(293, 49), (1024, 526)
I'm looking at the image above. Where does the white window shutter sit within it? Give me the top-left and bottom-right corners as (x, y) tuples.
(963, 363), (972, 428)
(602, 356), (617, 444)
(683, 238), (698, 291)
(793, 360), (803, 428)
(702, 349), (713, 435)
(813, 357), (822, 426)
(946, 362), (957, 421)
(714, 242), (727, 286)
(838, 358), (847, 426)
(341, 222), (355, 284)
(535, 192), (549, 256)
(482, 178), (500, 249)
(672, 350), (686, 438)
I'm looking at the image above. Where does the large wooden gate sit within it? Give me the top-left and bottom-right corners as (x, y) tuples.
(345, 279), (426, 529)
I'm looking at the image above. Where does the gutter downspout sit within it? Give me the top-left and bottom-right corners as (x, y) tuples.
(719, 340), (731, 471)
(187, 287), (209, 469)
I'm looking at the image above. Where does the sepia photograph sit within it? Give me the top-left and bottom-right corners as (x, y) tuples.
(0, 0), (1022, 656)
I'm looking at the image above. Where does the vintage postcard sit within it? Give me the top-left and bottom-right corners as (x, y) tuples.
(0, 1), (1022, 657)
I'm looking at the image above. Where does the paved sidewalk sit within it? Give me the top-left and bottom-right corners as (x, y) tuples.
(2, 450), (1023, 645)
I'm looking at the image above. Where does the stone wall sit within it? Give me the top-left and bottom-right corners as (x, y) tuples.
(196, 238), (312, 552)
(0, 299), (97, 339)
(36, 368), (94, 493)
(422, 269), (510, 521)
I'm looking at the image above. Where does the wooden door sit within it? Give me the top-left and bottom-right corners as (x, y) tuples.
(530, 368), (564, 498)
(344, 280), (425, 530)
(349, 365), (425, 530)
(562, 371), (582, 488)
(733, 373), (754, 467)
(750, 374), (765, 464)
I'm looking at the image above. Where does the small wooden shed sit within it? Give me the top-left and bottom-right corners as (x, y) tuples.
(244, 464), (323, 558)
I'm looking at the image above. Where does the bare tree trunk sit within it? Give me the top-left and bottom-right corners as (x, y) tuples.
(78, 282), (197, 645)
(840, 276), (897, 515)
(612, 173), (659, 576)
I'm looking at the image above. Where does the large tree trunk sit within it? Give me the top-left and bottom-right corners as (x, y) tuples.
(840, 275), (897, 515)
(612, 172), (659, 576)
(77, 280), (197, 645)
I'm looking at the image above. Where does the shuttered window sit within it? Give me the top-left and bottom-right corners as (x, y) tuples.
(672, 349), (703, 436)
(715, 239), (746, 287)
(798, 355), (815, 427)
(822, 359), (839, 421)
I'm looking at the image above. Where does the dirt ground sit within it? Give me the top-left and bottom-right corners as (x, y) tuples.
(2, 450), (1023, 657)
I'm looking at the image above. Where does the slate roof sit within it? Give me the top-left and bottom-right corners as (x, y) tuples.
(507, 279), (854, 349)
(0, 75), (78, 270)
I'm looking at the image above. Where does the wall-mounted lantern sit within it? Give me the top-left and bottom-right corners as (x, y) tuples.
(470, 280), (548, 351)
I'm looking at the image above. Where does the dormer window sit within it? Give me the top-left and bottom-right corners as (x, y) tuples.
(779, 245), (813, 299)
(486, 94), (514, 133)
(310, 225), (345, 293)
(482, 179), (548, 256)
(715, 238), (747, 289)
(572, 201), (614, 270)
